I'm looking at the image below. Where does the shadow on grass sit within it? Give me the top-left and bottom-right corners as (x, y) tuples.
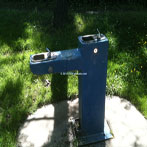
(0, 10), (27, 51)
(0, 77), (28, 144)
(43, 74), (69, 146)
(0, 9), (53, 52)
(0, 77), (23, 109)
(51, 74), (68, 103)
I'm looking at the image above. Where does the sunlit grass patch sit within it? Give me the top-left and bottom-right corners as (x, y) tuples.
(107, 32), (118, 47)
(107, 61), (126, 96)
(13, 22), (44, 51)
(0, 43), (11, 54)
(121, 80), (147, 117)
(0, 130), (16, 147)
(74, 14), (85, 32)
(140, 42), (147, 60)
(68, 74), (78, 97)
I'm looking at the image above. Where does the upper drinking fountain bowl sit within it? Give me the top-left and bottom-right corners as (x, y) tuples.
(82, 34), (105, 43)
(82, 34), (98, 42)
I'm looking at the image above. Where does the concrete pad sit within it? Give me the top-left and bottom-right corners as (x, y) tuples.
(18, 96), (147, 147)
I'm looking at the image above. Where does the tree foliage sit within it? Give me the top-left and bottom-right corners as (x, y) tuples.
(0, 0), (147, 8)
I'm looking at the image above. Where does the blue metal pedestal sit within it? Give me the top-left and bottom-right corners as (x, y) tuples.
(30, 33), (113, 146)
(71, 118), (112, 146)
(71, 119), (112, 146)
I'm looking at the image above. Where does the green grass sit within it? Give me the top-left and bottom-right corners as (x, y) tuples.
(0, 8), (147, 146)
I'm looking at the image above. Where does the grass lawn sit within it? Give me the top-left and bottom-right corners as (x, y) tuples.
(0, 8), (147, 146)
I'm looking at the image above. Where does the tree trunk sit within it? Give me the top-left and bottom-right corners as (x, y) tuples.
(53, 0), (68, 28)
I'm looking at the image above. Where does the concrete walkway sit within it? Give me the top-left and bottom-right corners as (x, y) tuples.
(18, 96), (147, 147)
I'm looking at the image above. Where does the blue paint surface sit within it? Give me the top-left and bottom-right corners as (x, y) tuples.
(30, 34), (112, 145)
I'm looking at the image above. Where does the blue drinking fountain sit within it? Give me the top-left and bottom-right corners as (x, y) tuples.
(30, 31), (113, 145)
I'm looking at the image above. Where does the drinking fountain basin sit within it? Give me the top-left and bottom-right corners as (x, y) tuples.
(31, 52), (57, 62)
(30, 49), (81, 75)
(82, 34), (105, 43)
